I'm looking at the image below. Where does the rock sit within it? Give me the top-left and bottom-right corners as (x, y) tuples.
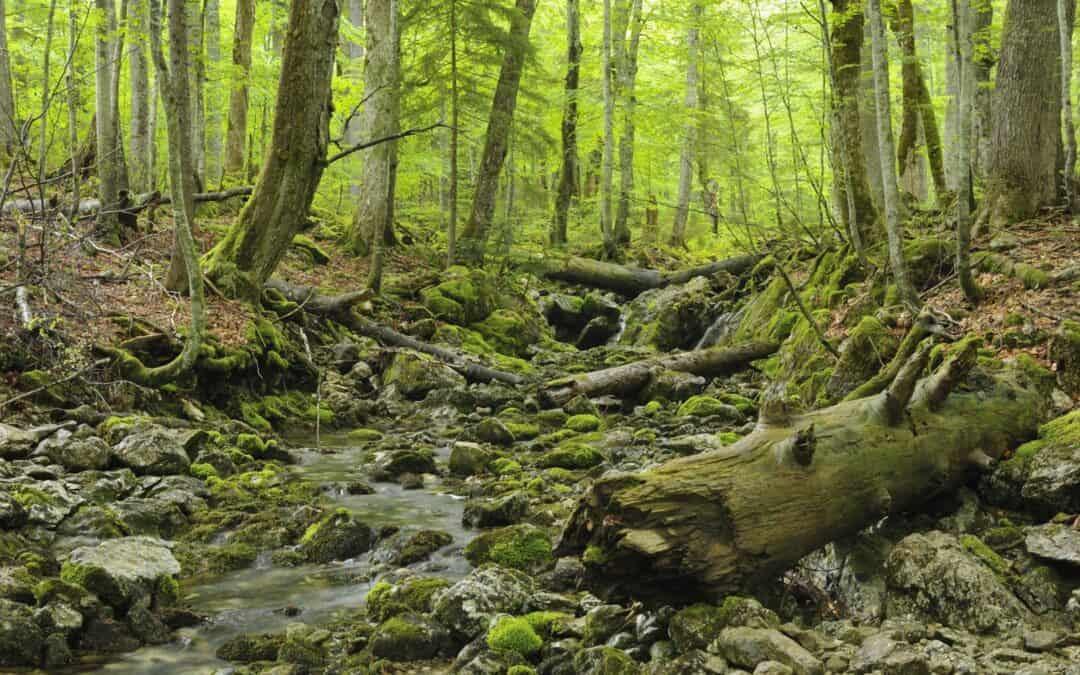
(619, 276), (714, 351)
(573, 645), (641, 674)
(884, 531), (1031, 634)
(584, 604), (631, 646)
(539, 443), (606, 470)
(462, 492), (529, 528)
(112, 429), (191, 476)
(640, 370), (707, 404)
(754, 662), (794, 675)
(649, 648), (728, 674)
(0, 567), (35, 604)
(370, 612), (452, 661)
(1022, 629), (1060, 653)
(0, 598), (45, 666)
(390, 529), (454, 566)
(0, 493), (28, 529)
(34, 601), (84, 635)
(1024, 523), (1080, 567)
(78, 616), (140, 653)
(981, 410), (1080, 516)
(298, 509), (373, 563)
(578, 315), (621, 349)
(126, 603), (171, 644)
(383, 351), (467, 399)
(110, 497), (188, 538)
(449, 442), (493, 477)
(378, 448), (438, 478)
(34, 431), (113, 472)
(472, 418), (516, 446)
(850, 634), (931, 675)
(0, 423), (38, 460)
(464, 523), (552, 571)
(472, 309), (546, 358)
(41, 632), (72, 668)
(825, 316), (899, 401)
(216, 633), (282, 662)
(8, 479), (85, 527)
(670, 599), (778, 653)
(63, 536), (181, 610)
(1049, 320), (1080, 397)
(421, 268), (499, 325)
(712, 627), (823, 675)
(432, 565), (533, 641)
(279, 622), (329, 667)
(676, 396), (745, 423)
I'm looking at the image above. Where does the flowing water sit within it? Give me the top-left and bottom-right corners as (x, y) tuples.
(92, 434), (470, 674)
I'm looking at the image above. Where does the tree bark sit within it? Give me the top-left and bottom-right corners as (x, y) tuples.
(551, 0), (581, 247)
(129, 0), (152, 193)
(204, 0), (222, 186)
(1059, 0), (1076, 208)
(952, 0), (980, 303)
(94, 0), (123, 244)
(455, 0), (538, 265)
(670, 1), (701, 249)
(539, 341), (779, 408)
(538, 252), (761, 297)
(600, 0), (616, 254)
(613, 0), (643, 245)
(0, 0), (15, 152)
(986, 0), (1061, 227)
(447, 0), (460, 264)
(829, 0), (878, 246)
(347, 0), (399, 258)
(223, 0), (254, 180)
(202, 0), (340, 300)
(868, 0), (919, 310)
(556, 351), (1047, 596)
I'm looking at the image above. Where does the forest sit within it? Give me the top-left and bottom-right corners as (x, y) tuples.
(0, 0), (1079, 672)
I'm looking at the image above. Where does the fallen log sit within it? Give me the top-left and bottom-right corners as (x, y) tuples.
(537, 254), (762, 296)
(1, 187), (254, 216)
(539, 341), (779, 408)
(555, 340), (1049, 596)
(263, 278), (527, 386)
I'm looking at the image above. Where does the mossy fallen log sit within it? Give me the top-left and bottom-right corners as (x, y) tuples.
(555, 341), (1050, 596)
(537, 254), (762, 297)
(538, 341), (779, 408)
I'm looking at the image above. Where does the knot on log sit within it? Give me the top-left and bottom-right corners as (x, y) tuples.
(774, 424), (816, 467)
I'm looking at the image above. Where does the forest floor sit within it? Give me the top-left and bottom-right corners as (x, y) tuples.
(1, 205), (1079, 673)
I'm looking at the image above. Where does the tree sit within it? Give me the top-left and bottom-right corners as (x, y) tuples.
(600, 0), (615, 255)
(455, 0), (539, 266)
(952, 0), (980, 303)
(1059, 0), (1076, 208)
(129, 0), (152, 192)
(670, 0), (701, 249)
(0, 0), (17, 153)
(551, 0), (581, 247)
(867, 0), (918, 309)
(447, 0), (460, 264)
(613, 0), (643, 244)
(985, 0), (1061, 227)
(203, 0), (341, 300)
(94, 0), (123, 244)
(347, 0), (400, 259)
(223, 0), (254, 181)
(204, 0), (222, 185)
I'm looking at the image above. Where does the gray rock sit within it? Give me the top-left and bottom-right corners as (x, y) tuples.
(648, 648), (728, 674)
(754, 662), (794, 675)
(712, 627), (823, 675)
(369, 612), (452, 661)
(298, 510), (373, 563)
(65, 536), (180, 610)
(112, 429), (191, 476)
(472, 418), (515, 446)
(449, 442), (493, 477)
(1024, 523), (1080, 567)
(641, 370), (707, 403)
(0, 423), (38, 460)
(126, 603), (171, 644)
(432, 565), (533, 641)
(12, 479), (85, 527)
(462, 491), (528, 528)
(34, 601), (83, 635)
(1023, 629), (1060, 653)
(0, 567), (35, 604)
(584, 604), (631, 646)
(41, 631), (72, 668)
(884, 531), (1030, 634)
(34, 431), (112, 472)
(0, 598), (45, 666)
(573, 645), (641, 674)
(383, 351), (467, 399)
(377, 448), (438, 478)
(0, 492), (28, 529)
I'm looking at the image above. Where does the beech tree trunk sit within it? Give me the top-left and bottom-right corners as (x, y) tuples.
(953, 0), (980, 303)
(539, 341), (779, 408)
(94, 0), (123, 243)
(986, 0), (1061, 227)
(670, 1), (701, 249)
(202, 0), (340, 300)
(447, 0), (459, 264)
(1059, 0), (1076, 208)
(204, 0), (222, 186)
(187, 0), (205, 185)
(868, 0), (919, 310)
(348, 0), (399, 258)
(600, 0), (615, 254)
(537, 252), (761, 297)
(557, 350), (1047, 596)
(223, 0), (254, 180)
(551, 0), (581, 247)
(129, 0), (152, 193)
(0, 0), (14, 152)
(455, 0), (538, 265)
(613, 0), (642, 245)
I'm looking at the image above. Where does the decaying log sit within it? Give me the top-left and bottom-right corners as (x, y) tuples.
(556, 348), (1048, 596)
(2, 187), (254, 216)
(539, 341), (779, 408)
(263, 278), (527, 386)
(537, 254), (762, 296)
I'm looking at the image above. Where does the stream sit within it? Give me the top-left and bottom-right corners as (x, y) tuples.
(93, 433), (470, 674)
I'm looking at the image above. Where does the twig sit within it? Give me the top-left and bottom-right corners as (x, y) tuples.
(322, 122), (448, 166)
(0, 358), (110, 411)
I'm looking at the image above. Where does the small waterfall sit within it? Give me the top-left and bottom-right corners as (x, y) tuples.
(607, 312), (629, 345)
(299, 328), (321, 449)
(694, 309), (743, 350)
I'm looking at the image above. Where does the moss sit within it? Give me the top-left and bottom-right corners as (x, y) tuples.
(347, 428), (384, 442)
(542, 468), (575, 483)
(465, 525), (553, 571)
(203, 543), (259, 574)
(472, 309), (544, 358)
(960, 535), (1010, 577)
(537, 409), (569, 427)
(421, 268), (498, 325)
(523, 611), (571, 639)
(1015, 263), (1051, 289)
(507, 667), (538, 675)
(717, 431), (740, 445)
(240, 403), (273, 433)
(291, 234), (331, 264)
(490, 458), (523, 476)
(982, 525), (1024, 550)
(583, 545), (607, 566)
(486, 616), (543, 656)
(156, 574), (180, 606)
(535, 429), (578, 447)
(717, 393), (756, 415)
(539, 443), (605, 470)
(504, 422), (540, 440)
(565, 414), (602, 433)
(190, 463), (219, 480)
(642, 400), (663, 416)
(303, 404), (334, 426)
(365, 581), (394, 619)
(633, 429), (657, 443)
(676, 395), (729, 418)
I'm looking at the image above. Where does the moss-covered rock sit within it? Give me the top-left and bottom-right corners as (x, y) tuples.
(391, 530), (453, 566)
(487, 616), (543, 657)
(463, 492), (528, 528)
(366, 576), (451, 622)
(981, 410), (1080, 516)
(676, 396), (744, 423)
(619, 276), (714, 351)
(572, 645), (640, 674)
(370, 613), (453, 661)
(539, 443), (605, 470)
(1049, 320), (1080, 397)
(825, 316), (899, 402)
(0, 599), (45, 667)
(472, 309), (545, 358)
(215, 632), (283, 663)
(566, 414), (602, 433)
(449, 443), (493, 477)
(347, 428), (384, 443)
(421, 268), (499, 325)
(298, 509), (373, 563)
(473, 418), (516, 446)
(464, 524), (553, 572)
(383, 351), (467, 399)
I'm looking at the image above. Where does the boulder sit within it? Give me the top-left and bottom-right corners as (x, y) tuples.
(420, 268), (498, 325)
(640, 370), (707, 404)
(216, 633), (283, 663)
(0, 423), (38, 460)
(464, 524), (552, 572)
(378, 448), (438, 478)
(432, 565), (533, 641)
(449, 442), (493, 477)
(63, 536), (181, 610)
(884, 531), (1030, 634)
(472, 418), (516, 446)
(370, 612), (453, 661)
(1048, 320), (1080, 397)
(712, 626), (823, 675)
(0, 599), (45, 666)
(980, 410), (1080, 517)
(849, 633), (930, 675)
(1024, 523), (1080, 567)
(462, 492), (529, 528)
(573, 645), (641, 674)
(34, 431), (113, 472)
(383, 351), (467, 399)
(390, 529), (454, 566)
(298, 509), (373, 563)
(669, 598), (778, 653)
(619, 277), (714, 351)
(0, 492), (28, 529)
(112, 429), (191, 476)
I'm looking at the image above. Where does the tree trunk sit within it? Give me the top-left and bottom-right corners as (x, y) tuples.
(539, 341), (779, 408)
(94, 0), (122, 244)
(970, 2), (992, 183)
(187, 0), (205, 186)
(859, 18), (883, 210)
(1059, 0), (1076, 208)
(953, 0), (980, 303)
(347, 0), (399, 257)
(129, 0), (152, 193)
(537, 252), (761, 297)
(204, 0), (222, 186)
(0, 0), (15, 153)
(986, 0), (1061, 227)
(556, 350), (1047, 596)
(344, 0), (363, 202)
(455, 0), (538, 266)
(600, 0), (616, 254)
(202, 0), (340, 300)
(447, 0), (459, 264)
(614, 0), (642, 245)
(670, 1), (701, 248)
(223, 0), (254, 180)
(551, 0), (581, 247)
(65, 0), (80, 212)
(868, 0), (919, 310)
(829, 0), (878, 246)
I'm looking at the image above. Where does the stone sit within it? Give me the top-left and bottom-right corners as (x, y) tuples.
(298, 509), (373, 563)
(1049, 320), (1080, 397)
(383, 351), (467, 399)
(41, 632), (72, 667)
(670, 599), (778, 653)
(640, 370), (707, 404)
(34, 431), (113, 472)
(0, 567), (35, 604)
(378, 448), (438, 478)
(449, 442), (493, 477)
(127, 603), (171, 644)
(755, 662), (794, 675)
(619, 276), (714, 351)
(0, 492), (28, 529)
(573, 645), (641, 674)
(712, 627), (823, 675)
(584, 604), (631, 646)
(1023, 629), (1060, 653)
(391, 529), (454, 566)
(463, 524), (552, 572)
(112, 429), (191, 476)
(78, 617), (140, 653)
(432, 565), (533, 641)
(216, 633), (282, 662)
(0, 598), (45, 666)
(462, 492), (528, 528)
(279, 622), (328, 667)
(34, 601), (84, 635)
(884, 531), (1030, 634)
(63, 536), (181, 610)
(370, 612), (453, 661)
(1025, 523), (1080, 567)
(472, 418), (516, 446)
(0, 423), (38, 460)
(676, 396), (745, 423)
(649, 648), (728, 674)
